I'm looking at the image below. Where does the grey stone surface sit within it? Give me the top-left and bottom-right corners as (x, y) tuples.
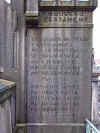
(0, 1), (16, 72)
(0, 79), (16, 132)
(24, 9), (93, 133)
(26, 0), (38, 16)
(11, 0), (24, 14)
(39, 11), (92, 27)
(0, 0), (5, 67)
(40, 0), (97, 8)
(0, 0), (21, 124)
(26, 27), (92, 124)
(0, 1), (98, 133)
(0, 100), (12, 133)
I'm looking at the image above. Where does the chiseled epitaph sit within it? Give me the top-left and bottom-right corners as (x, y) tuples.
(25, 9), (92, 133)
(26, 27), (92, 125)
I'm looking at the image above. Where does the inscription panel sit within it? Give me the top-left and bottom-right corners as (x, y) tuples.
(39, 11), (92, 27)
(26, 28), (92, 124)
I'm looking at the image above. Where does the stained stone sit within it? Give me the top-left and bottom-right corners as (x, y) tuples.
(26, 25), (92, 125)
(0, 0), (98, 133)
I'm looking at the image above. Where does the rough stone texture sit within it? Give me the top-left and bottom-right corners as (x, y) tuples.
(5, 3), (14, 69)
(0, 0), (22, 125)
(0, 1), (17, 74)
(26, 0), (38, 16)
(11, 0), (24, 14)
(92, 82), (99, 122)
(24, 10), (92, 133)
(0, 100), (12, 133)
(0, 79), (16, 133)
(26, 27), (92, 122)
(40, 0), (97, 9)
(11, 0), (26, 123)
(39, 11), (92, 27)
(0, 1), (98, 133)
(0, 0), (5, 68)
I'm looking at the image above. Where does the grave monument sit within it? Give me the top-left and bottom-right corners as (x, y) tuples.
(0, 0), (98, 133)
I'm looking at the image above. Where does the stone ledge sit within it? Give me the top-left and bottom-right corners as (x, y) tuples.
(0, 79), (16, 104)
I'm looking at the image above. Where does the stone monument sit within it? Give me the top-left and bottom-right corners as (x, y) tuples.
(0, 0), (98, 133)
(24, 0), (97, 133)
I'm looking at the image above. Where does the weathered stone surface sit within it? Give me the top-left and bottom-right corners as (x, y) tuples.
(0, 1), (98, 133)
(26, 27), (92, 124)
(12, 0), (24, 14)
(0, 0), (5, 68)
(26, 0), (38, 16)
(0, 1), (18, 73)
(76, 0), (97, 8)
(39, 11), (92, 27)
(40, 0), (74, 7)
(0, 100), (12, 133)
(0, 79), (16, 133)
(23, 8), (94, 133)
(40, 0), (97, 10)
(0, 1), (23, 123)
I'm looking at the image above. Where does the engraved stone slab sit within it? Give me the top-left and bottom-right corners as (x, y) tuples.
(26, 28), (92, 124)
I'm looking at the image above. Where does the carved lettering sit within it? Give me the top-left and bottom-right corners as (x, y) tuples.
(26, 28), (90, 122)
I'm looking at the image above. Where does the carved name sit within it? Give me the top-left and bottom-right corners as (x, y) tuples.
(39, 11), (92, 27)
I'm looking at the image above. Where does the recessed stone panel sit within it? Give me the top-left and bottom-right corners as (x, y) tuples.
(26, 28), (92, 124)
